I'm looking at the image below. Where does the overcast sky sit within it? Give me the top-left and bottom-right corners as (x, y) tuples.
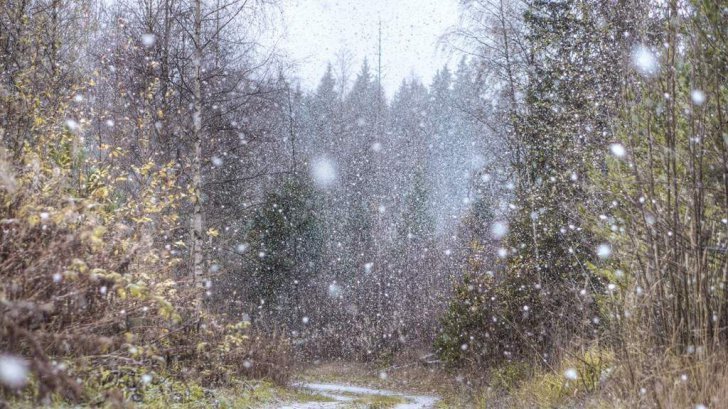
(271, 0), (460, 98)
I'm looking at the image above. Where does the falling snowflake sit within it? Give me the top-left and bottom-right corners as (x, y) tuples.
(65, 119), (80, 132)
(564, 368), (578, 380)
(632, 45), (659, 76)
(490, 221), (508, 240)
(311, 157), (336, 187)
(596, 243), (612, 259)
(236, 243), (249, 253)
(690, 89), (706, 106)
(328, 282), (342, 298)
(141, 33), (156, 48)
(609, 143), (626, 158)
(0, 355), (29, 388)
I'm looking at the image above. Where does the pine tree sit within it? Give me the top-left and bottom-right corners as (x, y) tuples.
(437, 0), (621, 367)
(497, 0), (617, 356)
(247, 174), (323, 324)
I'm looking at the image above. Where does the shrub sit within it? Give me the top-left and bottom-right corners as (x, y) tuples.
(0, 117), (291, 405)
(435, 259), (549, 370)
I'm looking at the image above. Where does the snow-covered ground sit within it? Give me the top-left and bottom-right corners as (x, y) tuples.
(280, 382), (439, 408)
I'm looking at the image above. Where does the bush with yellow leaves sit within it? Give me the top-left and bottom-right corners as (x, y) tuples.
(0, 104), (290, 405)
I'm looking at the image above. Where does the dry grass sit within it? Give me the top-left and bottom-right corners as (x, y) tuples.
(592, 351), (728, 409)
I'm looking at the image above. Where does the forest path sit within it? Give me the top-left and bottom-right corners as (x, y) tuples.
(280, 382), (439, 408)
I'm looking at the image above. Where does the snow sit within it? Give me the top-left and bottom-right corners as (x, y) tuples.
(8, 1), (718, 404)
(65, 119), (80, 132)
(141, 33), (156, 48)
(288, 382), (440, 409)
(632, 45), (659, 76)
(0, 355), (29, 389)
(691, 89), (706, 106)
(490, 221), (508, 240)
(609, 143), (626, 158)
(327, 283), (342, 298)
(596, 243), (612, 259)
(563, 368), (578, 380)
(311, 158), (336, 187)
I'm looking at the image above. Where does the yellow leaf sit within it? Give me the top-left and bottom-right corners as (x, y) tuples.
(71, 258), (88, 273)
(127, 283), (146, 298)
(27, 214), (40, 227)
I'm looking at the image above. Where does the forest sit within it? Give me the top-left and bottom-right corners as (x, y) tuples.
(0, 0), (726, 407)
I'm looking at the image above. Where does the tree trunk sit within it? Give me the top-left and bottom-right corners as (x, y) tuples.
(191, 0), (204, 287)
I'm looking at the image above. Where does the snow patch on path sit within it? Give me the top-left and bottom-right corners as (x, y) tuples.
(282, 382), (439, 408)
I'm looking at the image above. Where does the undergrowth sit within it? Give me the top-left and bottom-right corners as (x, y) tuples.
(0, 95), (291, 406)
